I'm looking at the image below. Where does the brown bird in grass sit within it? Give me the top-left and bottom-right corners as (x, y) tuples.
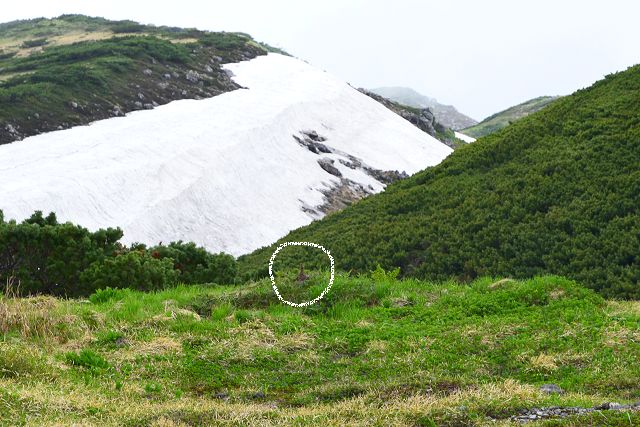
(296, 264), (309, 284)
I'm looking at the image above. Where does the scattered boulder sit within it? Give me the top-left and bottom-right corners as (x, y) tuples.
(251, 391), (266, 400)
(142, 69), (153, 76)
(70, 101), (79, 109)
(338, 159), (357, 169)
(539, 384), (564, 394)
(302, 130), (327, 142)
(293, 132), (332, 154)
(137, 92), (145, 100)
(204, 65), (213, 73)
(185, 70), (200, 83)
(318, 158), (342, 177)
(511, 402), (640, 423)
(364, 167), (408, 184)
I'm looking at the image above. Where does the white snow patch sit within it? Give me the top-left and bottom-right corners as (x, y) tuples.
(0, 54), (452, 255)
(455, 131), (476, 143)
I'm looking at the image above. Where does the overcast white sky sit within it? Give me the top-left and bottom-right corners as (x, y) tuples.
(2, 0), (639, 120)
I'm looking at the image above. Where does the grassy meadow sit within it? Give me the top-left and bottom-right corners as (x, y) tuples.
(1, 273), (639, 426)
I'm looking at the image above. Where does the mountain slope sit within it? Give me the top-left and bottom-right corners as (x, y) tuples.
(0, 15), (272, 144)
(0, 53), (451, 256)
(463, 96), (560, 138)
(358, 88), (466, 149)
(371, 86), (477, 130)
(239, 65), (640, 298)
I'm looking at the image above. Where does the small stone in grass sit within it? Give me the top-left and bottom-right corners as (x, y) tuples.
(540, 384), (564, 394)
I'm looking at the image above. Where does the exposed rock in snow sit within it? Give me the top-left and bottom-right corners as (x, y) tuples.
(317, 158), (342, 177)
(0, 54), (452, 255)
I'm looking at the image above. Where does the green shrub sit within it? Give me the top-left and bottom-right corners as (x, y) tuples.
(20, 38), (48, 48)
(88, 287), (130, 304)
(111, 21), (145, 34)
(0, 211), (239, 297)
(0, 50), (16, 60)
(371, 264), (400, 283)
(65, 349), (110, 371)
(80, 251), (179, 292)
(0, 211), (123, 296)
(95, 330), (125, 346)
(198, 33), (247, 50)
(150, 241), (237, 285)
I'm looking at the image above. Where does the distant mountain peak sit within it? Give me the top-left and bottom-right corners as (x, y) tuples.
(370, 86), (477, 130)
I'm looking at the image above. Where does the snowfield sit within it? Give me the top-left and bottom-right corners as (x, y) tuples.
(0, 54), (451, 255)
(454, 131), (476, 143)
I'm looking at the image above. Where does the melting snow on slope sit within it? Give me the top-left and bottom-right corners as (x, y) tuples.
(0, 54), (451, 255)
(454, 131), (476, 143)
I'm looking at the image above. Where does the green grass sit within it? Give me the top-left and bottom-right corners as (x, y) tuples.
(0, 275), (638, 425)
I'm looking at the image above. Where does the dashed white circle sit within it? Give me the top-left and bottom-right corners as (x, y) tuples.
(268, 241), (335, 307)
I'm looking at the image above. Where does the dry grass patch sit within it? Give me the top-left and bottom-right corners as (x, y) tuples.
(48, 31), (117, 46)
(602, 323), (640, 347)
(606, 300), (640, 317)
(488, 278), (515, 290)
(527, 353), (558, 371)
(365, 340), (388, 354)
(549, 288), (566, 299)
(136, 336), (183, 356)
(0, 296), (88, 342)
(224, 320), (315, 361)
(225, 319), (277, 361)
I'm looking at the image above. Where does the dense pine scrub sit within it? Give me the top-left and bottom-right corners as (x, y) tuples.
(0, 275), (638, 425)
(239, 65), (640, 299)
(0, 211), (236, 297)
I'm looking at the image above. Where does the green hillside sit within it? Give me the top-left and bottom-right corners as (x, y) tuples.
(0, 15), (275, 144)
(462, 96), (560, 138)
(1, 275), (639, 425)
(239, 66), (640, 299)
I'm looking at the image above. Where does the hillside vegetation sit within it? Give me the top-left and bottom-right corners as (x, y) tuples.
(239, 65), (640, 299)
(0, 15), (274, 144)
(1, 275), (639, 425)
(463, 96), (560, 138)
